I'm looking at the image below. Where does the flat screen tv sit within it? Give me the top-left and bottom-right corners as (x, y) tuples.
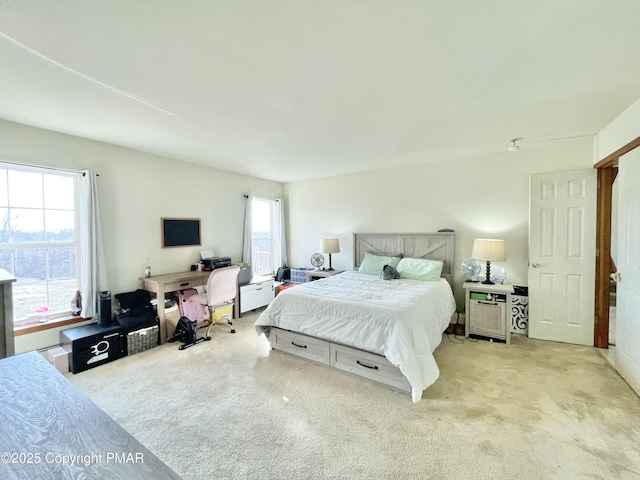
(161, 218), (201, 248)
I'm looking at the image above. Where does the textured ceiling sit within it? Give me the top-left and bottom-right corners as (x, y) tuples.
(1, 1), (639, 182)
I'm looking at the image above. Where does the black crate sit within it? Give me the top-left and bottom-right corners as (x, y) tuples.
(60, 324), (124, 373)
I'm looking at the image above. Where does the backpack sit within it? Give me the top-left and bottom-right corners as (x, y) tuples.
(379, 264), (399, 281)
(276, 266), (291, 282)
(177, 288), (207, 323)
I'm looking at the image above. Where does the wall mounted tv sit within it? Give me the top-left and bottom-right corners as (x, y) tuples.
(161, 218), (201, 248)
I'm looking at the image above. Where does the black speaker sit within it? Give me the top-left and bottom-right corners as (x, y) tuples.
(98, 291), (112, 327)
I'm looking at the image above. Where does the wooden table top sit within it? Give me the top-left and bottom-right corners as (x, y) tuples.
(0, 352), (181, 480)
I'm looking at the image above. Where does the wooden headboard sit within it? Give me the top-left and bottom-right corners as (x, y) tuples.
(353, 232), (455, 286)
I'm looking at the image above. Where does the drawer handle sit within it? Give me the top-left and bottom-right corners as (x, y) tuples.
(255, 287), (263, 291)
(478, 301), (498, 305)
(180, 282), (189, 287)
(357, 360), (379, 370)
(291, 341), (307, 349)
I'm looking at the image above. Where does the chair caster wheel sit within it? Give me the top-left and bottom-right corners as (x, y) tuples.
(230, 329), (236, 334)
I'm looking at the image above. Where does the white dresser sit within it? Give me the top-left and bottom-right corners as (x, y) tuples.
(240, 276), (275, 314)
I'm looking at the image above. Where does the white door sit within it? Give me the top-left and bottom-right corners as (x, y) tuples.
(528, 170), (597, 345)
(616, 148), (640, 395)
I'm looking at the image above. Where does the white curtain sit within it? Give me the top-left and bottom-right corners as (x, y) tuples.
(275, 198), (288, 267)
(79, 170), (108, 318)
(242, 195), (253, 265)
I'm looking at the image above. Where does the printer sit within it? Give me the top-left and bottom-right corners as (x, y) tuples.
(201, 257), (232, 271)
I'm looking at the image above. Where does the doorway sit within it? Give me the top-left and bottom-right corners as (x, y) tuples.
(609, 175), (618, 347)
(594, 136), (640, 349)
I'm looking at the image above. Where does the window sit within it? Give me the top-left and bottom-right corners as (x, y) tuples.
(0, 163), (80, 324)
(251, 197), (279, 276)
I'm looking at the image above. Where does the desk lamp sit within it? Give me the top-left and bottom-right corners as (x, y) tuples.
(320, 238), (340, 271)
(472, 238), (506, 285)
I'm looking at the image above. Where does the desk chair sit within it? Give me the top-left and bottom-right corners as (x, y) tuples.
(189, 265), (240, 339)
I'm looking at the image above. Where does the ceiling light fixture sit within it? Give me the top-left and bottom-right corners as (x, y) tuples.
(508, 138), (522, 152)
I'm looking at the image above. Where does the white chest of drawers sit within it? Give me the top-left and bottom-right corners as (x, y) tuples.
(240, 277), (275, 314)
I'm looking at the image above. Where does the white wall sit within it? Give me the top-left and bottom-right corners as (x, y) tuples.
(594, 97), (640, 162)
(0, 119), (283, 351)
(285, 139), (594, 309)
(593, 95), (640, 265)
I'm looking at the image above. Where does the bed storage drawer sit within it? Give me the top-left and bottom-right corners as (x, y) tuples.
(270, 328), (330, 366)
(330, 344), (411, 393)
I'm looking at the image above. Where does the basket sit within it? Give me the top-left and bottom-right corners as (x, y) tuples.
(127, 325), (159, 355)
(290, 268), (313, 284)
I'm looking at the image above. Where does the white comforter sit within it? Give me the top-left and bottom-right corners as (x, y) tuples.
(255, 271), (456, 402)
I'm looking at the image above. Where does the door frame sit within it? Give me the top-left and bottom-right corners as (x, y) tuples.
(593, 135), (640, 348)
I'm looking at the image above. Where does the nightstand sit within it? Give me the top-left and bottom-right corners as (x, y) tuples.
(464, 283), (514, 344)
(306, 269), (344, 282)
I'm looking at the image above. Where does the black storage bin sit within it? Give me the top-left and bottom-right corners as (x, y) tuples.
(115, 289), (160, 354)
(60, 324), (124, 373)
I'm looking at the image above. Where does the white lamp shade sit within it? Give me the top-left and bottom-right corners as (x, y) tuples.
(471, 239), (506, 262)
(320, 238), (340, 254)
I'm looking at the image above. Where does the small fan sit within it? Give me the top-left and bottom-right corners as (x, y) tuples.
(310, 253), (324, 270)
(461, 259), (481, 282)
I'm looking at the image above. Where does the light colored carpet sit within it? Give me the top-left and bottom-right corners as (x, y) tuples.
(67, 311), (640, 480)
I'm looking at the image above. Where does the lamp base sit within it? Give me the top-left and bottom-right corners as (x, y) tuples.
(482, 260), (494, 284)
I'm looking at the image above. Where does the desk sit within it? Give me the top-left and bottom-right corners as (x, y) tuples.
(140, 270), (239, 344)
(0, 352), (181, 479)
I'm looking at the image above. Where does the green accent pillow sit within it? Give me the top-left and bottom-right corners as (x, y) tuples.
(396, 258), (444, 281)
(358, 252), (401, 275)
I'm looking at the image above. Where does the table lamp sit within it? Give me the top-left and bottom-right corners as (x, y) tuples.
(471, 238), (506, 285)
(320, 238), (340, 271)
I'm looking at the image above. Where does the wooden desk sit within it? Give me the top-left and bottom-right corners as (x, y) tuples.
(0, 352), (181, 480)
(140, 270), (240, 344)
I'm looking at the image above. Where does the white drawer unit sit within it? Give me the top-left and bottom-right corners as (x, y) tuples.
(270, 328), (330, 365)
(240, 278), (275, 313)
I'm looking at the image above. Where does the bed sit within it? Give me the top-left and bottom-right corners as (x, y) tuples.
(255, 232), (456, 402)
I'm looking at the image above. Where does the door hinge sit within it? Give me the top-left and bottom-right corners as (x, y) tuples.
(596, 248), (600, 257)
(594, 315), (598, 325)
